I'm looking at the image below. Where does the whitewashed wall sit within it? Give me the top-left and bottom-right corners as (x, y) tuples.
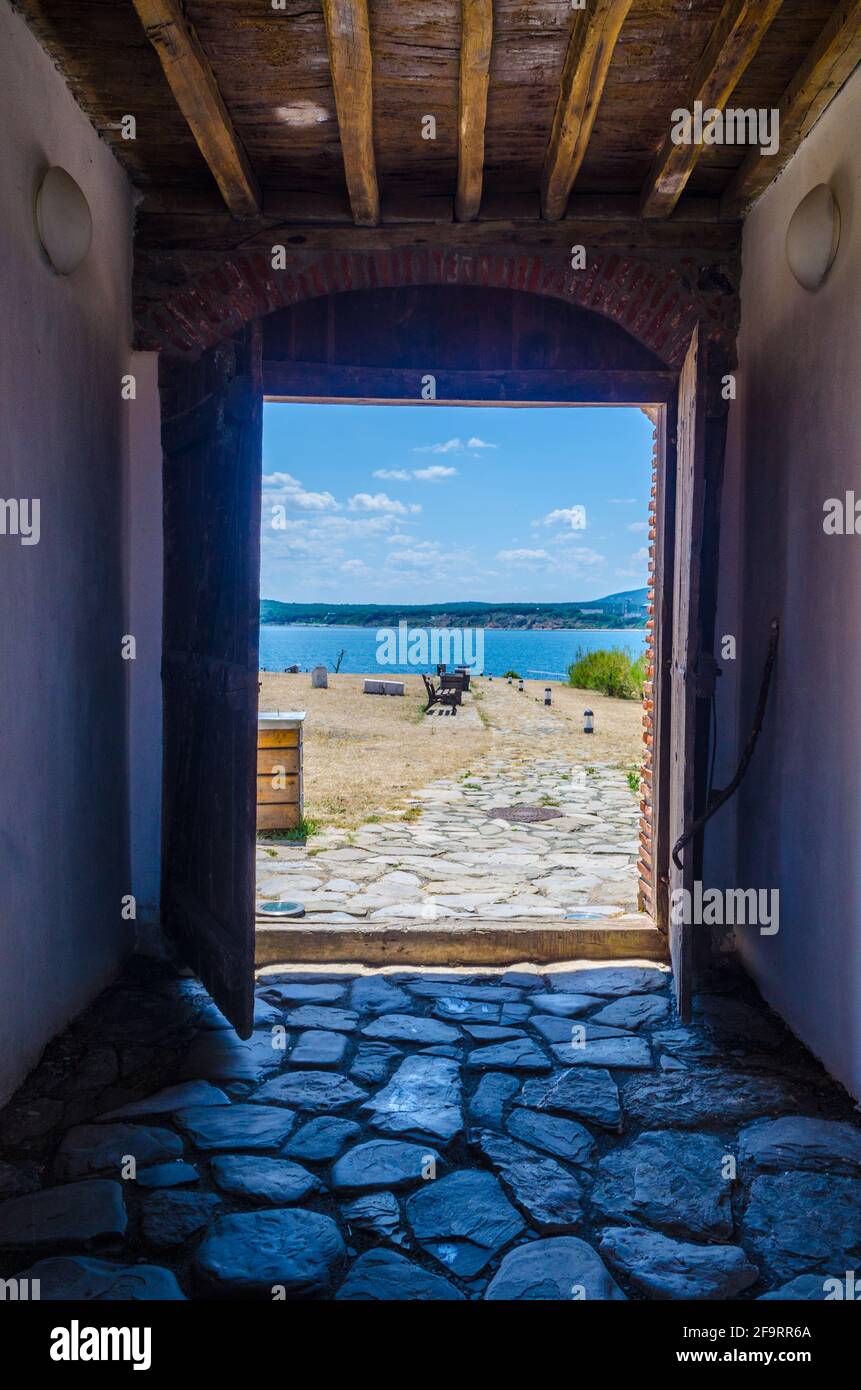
(709, 67), (861, 1099)
(0, 5), (150, 1103)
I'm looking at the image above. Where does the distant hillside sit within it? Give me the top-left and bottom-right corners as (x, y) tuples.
(260, 588), (648, 630)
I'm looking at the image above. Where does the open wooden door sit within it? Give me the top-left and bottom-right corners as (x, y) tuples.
(160, 324), (262, 1038)
(668, 324), (707, 1021)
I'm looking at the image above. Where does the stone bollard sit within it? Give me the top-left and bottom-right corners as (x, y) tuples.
(311, 665), (328, 689)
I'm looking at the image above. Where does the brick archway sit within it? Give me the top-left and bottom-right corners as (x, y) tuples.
(150, 241), (737, 937)
(135, 246), (738, 368)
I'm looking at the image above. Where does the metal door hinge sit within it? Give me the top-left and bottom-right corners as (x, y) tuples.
(693, 652), (721, 698)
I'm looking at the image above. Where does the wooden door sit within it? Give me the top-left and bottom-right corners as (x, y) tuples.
(668, 324), (707, 1021)
(160, 324), (262, 1037)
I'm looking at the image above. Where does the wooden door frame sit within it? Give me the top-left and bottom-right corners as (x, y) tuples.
(651, 352), (730, 968)
(650, 395), (677, 936)
(262, 360), (682, 944)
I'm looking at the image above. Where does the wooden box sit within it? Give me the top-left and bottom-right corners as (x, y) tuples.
(257, 711), (305, 831)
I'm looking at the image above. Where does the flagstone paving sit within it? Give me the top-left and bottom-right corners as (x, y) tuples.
(256, 687), (644, 922)
(1, 956), (860, 1300)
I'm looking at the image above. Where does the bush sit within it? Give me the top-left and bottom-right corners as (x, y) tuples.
(567, 647), (645, 700)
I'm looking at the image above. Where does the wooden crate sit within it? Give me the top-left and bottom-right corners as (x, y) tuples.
(257, 712), (305, 831)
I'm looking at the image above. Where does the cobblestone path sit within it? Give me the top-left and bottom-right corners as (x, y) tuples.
(258, 680), (643, 923)
(0, 957), (858, 1301)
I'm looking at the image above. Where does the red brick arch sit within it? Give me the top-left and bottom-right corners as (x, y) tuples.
(135, 246), (738, 368)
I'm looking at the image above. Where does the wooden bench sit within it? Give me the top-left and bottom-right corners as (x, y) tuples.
(422, 673), (461, 712)
(440, 671), (470, 694)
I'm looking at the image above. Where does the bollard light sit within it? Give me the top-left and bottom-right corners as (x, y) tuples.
(544, 686), (552, 706)
(518, 678), (524, 692)
(583, 708), (594, 734)
(507, 676), (512, 685)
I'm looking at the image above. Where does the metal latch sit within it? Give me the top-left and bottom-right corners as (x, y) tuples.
(693, 652), (721, 699)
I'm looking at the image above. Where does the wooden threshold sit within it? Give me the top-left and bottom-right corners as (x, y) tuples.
(255, 916), (667, 967)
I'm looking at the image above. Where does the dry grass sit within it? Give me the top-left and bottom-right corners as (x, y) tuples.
(259, 672), (491, 828)
(260, 670), (644, 830)
(526, 679), (645, 767)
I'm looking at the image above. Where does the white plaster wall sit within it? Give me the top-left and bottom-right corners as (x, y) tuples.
(0, 4), (138, 1103)
(710, 67), (861, 1099)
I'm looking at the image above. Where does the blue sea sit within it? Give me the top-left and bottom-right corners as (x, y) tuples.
(259, 624), (647, 679)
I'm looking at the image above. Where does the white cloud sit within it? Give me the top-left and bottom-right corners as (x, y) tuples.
(560, 546), (605, 569)
(608, 497), (637, 505)
(413, 438), (463, 454)
(348, 492), (422, 516)
(630, 547), (649, 562)
(497, 548), (551, 564)
(413, 437), (497, 456)
(627, 520), (648, 532)
(373, 468), (411, 481)
(388, 539), (478, 571)
(413, 465), (457, 482)
(262, 471), (340, 512)
(544, 506), (586, 530)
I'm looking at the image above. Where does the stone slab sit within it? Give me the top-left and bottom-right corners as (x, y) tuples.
(406, 1170), (525, 1277)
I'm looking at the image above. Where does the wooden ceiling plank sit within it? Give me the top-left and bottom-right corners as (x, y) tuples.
(721, 0), (861, 218)
(322, 0), (380, 227)
(540, 0), (635, 223)
(640, 0), (786, 220)
(456, 0), (493, 222)
(130, 0), (260, 219)
(134, 212), (740, 259)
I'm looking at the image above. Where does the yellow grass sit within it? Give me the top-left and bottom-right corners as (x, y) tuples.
(259, 671), (643, 830)
(259, 672), (490, 828)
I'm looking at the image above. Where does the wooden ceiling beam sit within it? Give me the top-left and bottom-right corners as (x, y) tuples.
(541, 0), (635, 223)
(322, 0), (380, 227)
(456, 0), (493, 222)
(139, 187), (724, 224)
(721, 0), (861, 219)
(641, 0), (785, 219)
(130, 0), (260, 219)
(135, 211), (740, 258)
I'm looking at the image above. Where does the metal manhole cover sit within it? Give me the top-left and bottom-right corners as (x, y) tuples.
(256, 901), (306, 918)
(487, 806), (563, 823)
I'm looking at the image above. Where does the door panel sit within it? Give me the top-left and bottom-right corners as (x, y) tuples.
(160, 325), (262, 1037)
(668, 325), (706, 1021)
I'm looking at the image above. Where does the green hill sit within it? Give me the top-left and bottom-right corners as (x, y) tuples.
(260, 588), (648, 630)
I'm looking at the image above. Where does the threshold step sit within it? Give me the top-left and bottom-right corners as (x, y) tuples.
(255, 916), (666, 967)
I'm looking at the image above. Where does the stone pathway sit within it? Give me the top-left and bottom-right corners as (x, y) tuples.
(1, 956), (859, 1300)
(257, 683), (643, 923)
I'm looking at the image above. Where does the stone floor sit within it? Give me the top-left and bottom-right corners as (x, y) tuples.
(257, 757), (642, 925)
(1, 956), (860, 1300)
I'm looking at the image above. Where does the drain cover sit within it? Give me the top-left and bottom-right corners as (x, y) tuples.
(487, 805), (563, 823)
(257, 901), (305, 918)
(564, 909), (619, 921)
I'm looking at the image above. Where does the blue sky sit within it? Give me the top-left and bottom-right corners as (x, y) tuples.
(261, 403), (653, 604)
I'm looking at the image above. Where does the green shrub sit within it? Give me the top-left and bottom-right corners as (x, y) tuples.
(567, 647), (645, 700)
(628, 653), (647, 697)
